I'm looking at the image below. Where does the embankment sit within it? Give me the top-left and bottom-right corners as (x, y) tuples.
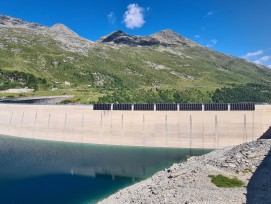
(0, 104), (270, 149)
(99, 139), (271, 204)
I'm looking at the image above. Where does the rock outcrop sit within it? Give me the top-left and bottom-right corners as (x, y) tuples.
(0, 15), (44, 29)
(0, 15), (93, 54)
(98, 30), (164, 46)
(97, 29), (198, 48)
(99, 139), (271, 204)
(151, 29), (197, 47)
(48, 23), (94, 54)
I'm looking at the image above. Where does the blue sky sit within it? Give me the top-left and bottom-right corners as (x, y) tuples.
(1, 0), (271, 67)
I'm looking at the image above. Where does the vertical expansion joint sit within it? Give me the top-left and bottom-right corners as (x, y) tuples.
(143, 114), (145, 123)
(82, 114), (84, 128)
(9, 112), (13, 124)
(189, 115), (192, 133)
(165, 114), (168, 132)
(100, 113), (103, 127)
(142, 114), (145, 142)
(215, 115), (218, 148)
(244, 114), (247, 142)
(34, 112), (38, 125)
(122, 114), (124, 128)
(189, 114), (192, 149)
(48, 113), (51, 127)
(21, 112), (24, 124)
(64, 113), (67, 128)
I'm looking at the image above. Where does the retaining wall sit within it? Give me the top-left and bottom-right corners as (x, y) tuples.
(0, 104), (270, 149)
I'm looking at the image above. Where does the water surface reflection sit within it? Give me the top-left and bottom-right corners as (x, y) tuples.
(0, 135), (210, 204)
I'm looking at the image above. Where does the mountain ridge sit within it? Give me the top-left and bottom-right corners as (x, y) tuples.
(0, 15), (202, 49)
(0, 14), (94, 53)
(0, 14), (271, 103)
(0, 14), (44, 29)
(97, 29), (198, 48)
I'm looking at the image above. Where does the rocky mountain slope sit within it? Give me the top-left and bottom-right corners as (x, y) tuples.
(99, 139), (271, 204)
(97, 29), (196, 47)
(0, 14), (271, 103)
(0, 15), (94, 53)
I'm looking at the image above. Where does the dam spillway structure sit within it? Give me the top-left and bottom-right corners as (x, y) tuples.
(0, 103), (270, 149)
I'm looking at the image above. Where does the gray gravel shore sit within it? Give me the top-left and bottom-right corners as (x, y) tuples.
(99, 139), (271, 204)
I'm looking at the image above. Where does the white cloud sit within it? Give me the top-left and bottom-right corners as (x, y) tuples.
(242, 50), (264, 60)
(207, 39), (218, 47)
(123, 4), (145, 29)
(268, 65), (271, 68)
(107, 12), (116, 24)
(194, 35), (201, 38)
(254, 56), (271, 64)
(205, 11), (213, 17)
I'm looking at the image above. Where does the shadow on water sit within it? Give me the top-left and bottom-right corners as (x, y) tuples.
(259, 126), (271, 139)
(246, 133), (271, 203)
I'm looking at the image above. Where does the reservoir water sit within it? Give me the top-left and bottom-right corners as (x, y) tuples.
(0, 135), (211, 204)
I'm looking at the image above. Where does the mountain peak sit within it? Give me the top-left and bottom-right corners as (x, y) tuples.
(98, 29), (197, 47)
(50, 23), (79, 36)
(157, 29), (177, 34)
(98, 30), (165, 47)
(48, 23), (94, 53)
(98, 30), (130, 43)
(51, 23), (69, 29)
(112, 30), (127, 35)
(151, 29), (196, 47)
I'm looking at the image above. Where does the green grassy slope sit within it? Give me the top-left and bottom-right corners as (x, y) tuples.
(0, 27), (271, 103)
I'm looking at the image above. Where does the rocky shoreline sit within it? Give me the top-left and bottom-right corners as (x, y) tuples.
(99, 139), (271, 204)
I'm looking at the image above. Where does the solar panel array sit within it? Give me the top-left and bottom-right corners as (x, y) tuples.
(113, 104), (132, 111)
(156, 104), (178, 111)
(92, 103), (256, 111)
(134, 104), (154, 111)
(93, 104), (111, 110)
(179, 103), (202, 111)
(230, 103), (255, 111)
(204, 103), (228, 111)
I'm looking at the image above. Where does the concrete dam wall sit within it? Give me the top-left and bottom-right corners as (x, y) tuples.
(0, 104), (270, 149)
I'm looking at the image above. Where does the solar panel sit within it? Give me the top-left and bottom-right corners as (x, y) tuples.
(134, 104), (154, 111)
(156, 104), (177, 111)
(179, 103), (202, 111)
(113, 104), (132, 111)
(230, 103), (255, 111)
(204, 103), (228, 111)
(93, 104), (111, 110)
(93, 103), (255, 111)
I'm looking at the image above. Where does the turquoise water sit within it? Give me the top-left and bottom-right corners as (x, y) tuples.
(0, 135), (211, 204)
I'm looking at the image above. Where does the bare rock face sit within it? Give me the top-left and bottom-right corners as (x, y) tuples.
(48, 24), (94, 54)
(151, 29), (197, 47)
(98, 30), (165, 47)
(0, 15), (44, 29)
(0, 15), (94, 54)
(98, 30), (198, 48)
